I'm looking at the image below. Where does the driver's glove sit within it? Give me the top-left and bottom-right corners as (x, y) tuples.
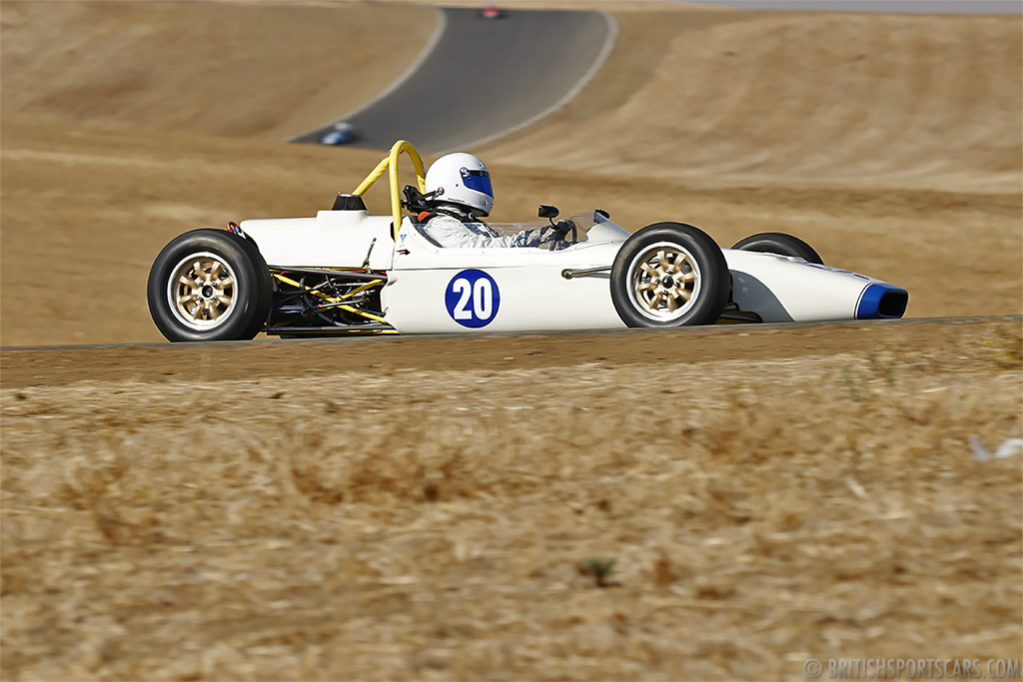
(551, 220), (573, 241)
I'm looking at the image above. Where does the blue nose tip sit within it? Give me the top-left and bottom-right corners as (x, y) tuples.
(856, 284), (908, 319)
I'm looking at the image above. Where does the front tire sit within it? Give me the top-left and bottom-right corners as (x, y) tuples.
(610, 222), (730, 327)
(731, 232), (823, 264)
(147, 229), (271, 342)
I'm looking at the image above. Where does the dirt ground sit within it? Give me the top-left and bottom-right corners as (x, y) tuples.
(2, 318), (1021, 680)
(1, 1), (1021, 679)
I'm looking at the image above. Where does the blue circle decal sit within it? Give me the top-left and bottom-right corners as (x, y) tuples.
(445, 269), (500, 328)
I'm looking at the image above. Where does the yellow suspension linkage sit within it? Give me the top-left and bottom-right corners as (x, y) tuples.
(351, 140), (427, 241)
(272, 272), (387, 324)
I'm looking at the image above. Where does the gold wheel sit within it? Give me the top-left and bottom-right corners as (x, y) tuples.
(166, 252), (238, 331)
(626, 242), (702, 322)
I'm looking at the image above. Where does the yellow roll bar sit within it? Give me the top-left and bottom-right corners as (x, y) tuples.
(352, 140), (426, 241)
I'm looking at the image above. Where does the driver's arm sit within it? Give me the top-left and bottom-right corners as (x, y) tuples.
(423, 215), (542, 249)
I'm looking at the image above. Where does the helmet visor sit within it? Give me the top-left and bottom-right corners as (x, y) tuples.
(460, 168), (493, 196)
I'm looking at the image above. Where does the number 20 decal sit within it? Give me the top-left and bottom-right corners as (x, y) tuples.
(445, 270), (500, 328)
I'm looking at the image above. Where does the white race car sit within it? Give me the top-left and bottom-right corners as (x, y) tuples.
(147, 141), (908, 341)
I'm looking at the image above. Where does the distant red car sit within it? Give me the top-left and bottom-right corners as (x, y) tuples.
(480, 6), (503, 19)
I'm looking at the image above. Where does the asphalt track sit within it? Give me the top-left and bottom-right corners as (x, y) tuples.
(292, 8), (616, 154)
(289, 1), (1015, 154)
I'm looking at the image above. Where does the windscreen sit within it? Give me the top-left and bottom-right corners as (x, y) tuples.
(482, 211), (606, 249)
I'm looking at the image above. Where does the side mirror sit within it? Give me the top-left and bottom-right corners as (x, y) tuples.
(538, 204), (559, 220)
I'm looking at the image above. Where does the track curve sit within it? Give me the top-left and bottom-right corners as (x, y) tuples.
(292, 8), (616, 154)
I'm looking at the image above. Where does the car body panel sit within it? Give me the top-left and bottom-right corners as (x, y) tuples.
(240, 211), (394, 270)
(238, 208), (905, 333)
(382, 265), (622, 333)
(724, 249), (889, 322)
(383, 217), (625, 332)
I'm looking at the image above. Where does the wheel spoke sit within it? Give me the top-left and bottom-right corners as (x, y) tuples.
(168, 252), (241, 330)
(626, 241), (711, 321)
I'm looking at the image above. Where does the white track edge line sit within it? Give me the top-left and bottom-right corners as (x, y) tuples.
(285, 6), (448, 143)
(439, 10), (620, 155)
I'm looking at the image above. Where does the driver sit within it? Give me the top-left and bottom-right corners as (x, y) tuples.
(417, 153), (567, 248)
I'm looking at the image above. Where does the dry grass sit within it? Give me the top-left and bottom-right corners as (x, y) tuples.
(2, 320), (1021, 680)
(0, 1), (433, 140)
(484, 10), (1022, 194)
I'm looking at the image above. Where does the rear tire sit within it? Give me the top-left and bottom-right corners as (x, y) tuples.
(147, 229), (271, 342)
(610, 222), (730, 327)
(731, 232), (823, 264)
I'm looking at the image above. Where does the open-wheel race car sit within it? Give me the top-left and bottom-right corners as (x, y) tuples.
(147, 141), (908, 341)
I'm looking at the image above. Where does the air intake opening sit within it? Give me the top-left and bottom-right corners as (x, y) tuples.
(857, 284), (909, 320)
(878, 290), (908, 318)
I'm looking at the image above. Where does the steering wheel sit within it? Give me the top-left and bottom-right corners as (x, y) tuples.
(543, 219), (576, 250)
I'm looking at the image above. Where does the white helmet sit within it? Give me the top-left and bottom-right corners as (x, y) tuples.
(424, 152), (494, 217)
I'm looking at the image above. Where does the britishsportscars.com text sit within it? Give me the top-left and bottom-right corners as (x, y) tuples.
(803, 658), (1022, 680)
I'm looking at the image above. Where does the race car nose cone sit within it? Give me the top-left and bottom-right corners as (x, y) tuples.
(661, 276), (675, 288)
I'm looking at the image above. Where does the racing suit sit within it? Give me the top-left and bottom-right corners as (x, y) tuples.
(419, 209), (553, 248)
